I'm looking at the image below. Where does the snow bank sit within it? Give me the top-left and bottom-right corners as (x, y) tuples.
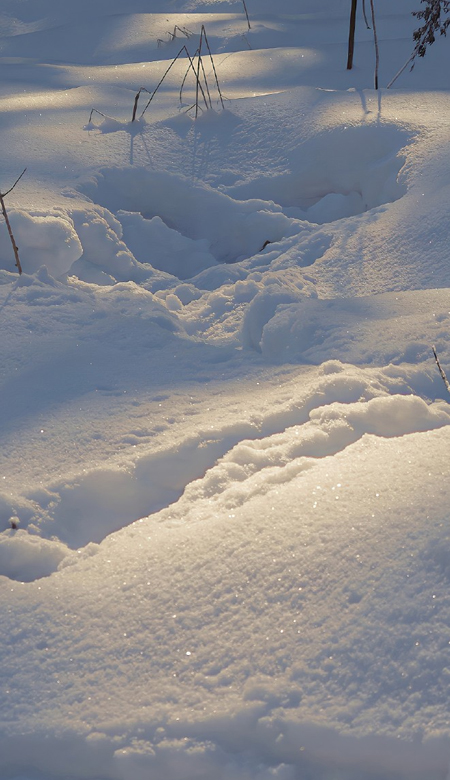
(0, 211), (82, 277)
(258, 290), (450, 366)
(225, 122), (408, 220)
(0, 529), (71, 581)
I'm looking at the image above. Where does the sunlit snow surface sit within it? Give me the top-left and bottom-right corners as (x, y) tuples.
(1, 1), (450, 779)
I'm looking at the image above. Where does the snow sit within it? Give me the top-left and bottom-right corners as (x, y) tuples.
(1, 1), (450, 779)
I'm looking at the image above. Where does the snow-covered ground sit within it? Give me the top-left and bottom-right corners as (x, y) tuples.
(1, 1), (450, 778)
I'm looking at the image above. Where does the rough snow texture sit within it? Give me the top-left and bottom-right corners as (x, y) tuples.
(1, 1), (450, 780)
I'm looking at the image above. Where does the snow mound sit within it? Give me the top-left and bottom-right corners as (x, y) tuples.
(226, 122), (409, 224)
(0, 211), (82, 277)
(258, 290), (450, 365)
(0, 529), (71, 582)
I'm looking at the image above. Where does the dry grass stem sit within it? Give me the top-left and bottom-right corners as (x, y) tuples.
(200, 25), (225, 109)
(135, 46), (199, 120)
(242, 0), (251, 30)
(362, 0), (371, 29)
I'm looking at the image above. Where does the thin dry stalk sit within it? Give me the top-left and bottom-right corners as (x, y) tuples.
(200, 25), (225, 109)
(369, 0), (379, 89)
(195, 47), (202, 117)
(88, 108), (117, 123)
(180, 59), (193, 102)
(242, 0), (251, 30)
(199, 54), (213, 109)
(362, 0), (371, 29)
(134, 47), (191, 120)
(131, 87), (151, 122)
(432, 345), (450, 396)
(133, 30), (222, 122)
(179, 47), (209, 109)
(386, 54), (414, 89)
(0, 168), (26, 275)
(159, 26), (193, 47)
(175, 25), (193, 38)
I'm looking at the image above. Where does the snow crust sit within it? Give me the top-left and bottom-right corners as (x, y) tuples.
(1, 1), (450, 779)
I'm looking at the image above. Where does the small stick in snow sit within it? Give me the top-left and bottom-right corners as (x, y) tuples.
(0, 168), (26, 275)
(432, 345), (450, 396)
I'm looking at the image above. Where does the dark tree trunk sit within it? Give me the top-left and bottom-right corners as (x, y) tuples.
(347, 0), (358, 69)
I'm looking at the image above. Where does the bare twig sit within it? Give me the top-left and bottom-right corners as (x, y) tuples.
(0, 169), (26, 276)
(2, 168), (26, 198)
(432, 345), (450, 395)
